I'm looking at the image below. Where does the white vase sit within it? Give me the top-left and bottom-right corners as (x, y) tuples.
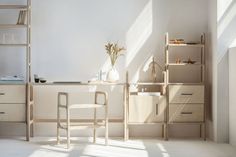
(106, 66), (119, 82)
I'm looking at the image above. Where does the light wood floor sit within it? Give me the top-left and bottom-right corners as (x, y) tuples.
(0, 137), (236, 157)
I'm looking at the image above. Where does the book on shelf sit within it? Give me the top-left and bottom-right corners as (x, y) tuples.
(17, 10), (27, 25)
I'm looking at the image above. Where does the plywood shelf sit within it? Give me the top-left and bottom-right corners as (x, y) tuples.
(167, 43), (204, 47)
(167, 63), (205, 66)
(0, 44), (28, 47)
(0, 24), (27, 29)
(0, 5), (27, 10)
(129, 82), (165, 85)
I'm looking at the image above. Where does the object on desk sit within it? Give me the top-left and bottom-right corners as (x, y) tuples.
(39, 78), (47, 83)
(34, 74), (39, 83)
(0, 75), (24, 81)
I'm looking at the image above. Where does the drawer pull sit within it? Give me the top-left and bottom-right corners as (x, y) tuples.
(181, 93), (193, 96)
(0, 93), (5, 96)
(156, 104), (159, 115)
(0, 112), (5, 114)
(181, 112), (193, 115)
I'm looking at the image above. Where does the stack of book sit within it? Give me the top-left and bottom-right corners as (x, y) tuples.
(17, 10), (27, 25)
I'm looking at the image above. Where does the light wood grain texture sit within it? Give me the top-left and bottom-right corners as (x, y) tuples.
(0, 104), (25, 121)
(0, 85), (26, 103)
(128, 95), (166, 123)
(168, 85), (204, 104)
(169, 104), (204, 122)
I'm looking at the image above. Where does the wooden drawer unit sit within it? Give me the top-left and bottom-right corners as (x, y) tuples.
(169, 85), (204, 104)
(169, 104), (204, 122)
(0, 85), (26, 103)
(129, 95), (166, 123)
(0, 104), (25, 122)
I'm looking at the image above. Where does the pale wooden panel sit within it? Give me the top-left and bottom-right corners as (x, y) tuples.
(129, 95), (165, 123)
(0, 85), (26, 103)
(169, 85), (204, 104)
(169, 104), (204, 122)
(0, 103), (25, 121)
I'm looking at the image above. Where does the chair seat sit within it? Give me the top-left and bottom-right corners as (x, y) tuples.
(69, 103), (104, 109)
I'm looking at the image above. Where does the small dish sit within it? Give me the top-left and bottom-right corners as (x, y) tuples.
(39, 78), (47, 83)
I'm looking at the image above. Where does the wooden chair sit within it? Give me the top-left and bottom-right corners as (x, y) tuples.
(57, 91), (108, 148)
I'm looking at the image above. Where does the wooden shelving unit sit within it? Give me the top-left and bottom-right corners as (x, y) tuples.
(165, 32), (206, 140)
(0, 0), (32, 141)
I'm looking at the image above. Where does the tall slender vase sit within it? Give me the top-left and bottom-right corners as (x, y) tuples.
(106, 66), (119, 82)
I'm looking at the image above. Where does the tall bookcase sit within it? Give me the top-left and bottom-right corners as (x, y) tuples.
(165, 32), (206, 140)
(0, 0), (32, 141)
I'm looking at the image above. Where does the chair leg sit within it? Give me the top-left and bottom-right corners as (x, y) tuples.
(67, 108), (70, 149)
(57, 120), (60, 145)
(57, 98), (60, 145)
(93, 108), (97, 143)
(105, 106), (108, 145)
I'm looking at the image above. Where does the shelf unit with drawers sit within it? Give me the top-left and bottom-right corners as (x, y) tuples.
(0, 0), (32, 141)
(165, 33), (206, 140)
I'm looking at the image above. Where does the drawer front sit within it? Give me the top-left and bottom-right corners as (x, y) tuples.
(169, 104), (204, 122)
(129, 95), (165, 123)
(169, 85), (204, 103)
(0, 104), (25, 122)
(0, 85), (26, 103)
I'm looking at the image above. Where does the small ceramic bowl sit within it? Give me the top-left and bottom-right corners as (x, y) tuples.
(39, 78), (47, 83)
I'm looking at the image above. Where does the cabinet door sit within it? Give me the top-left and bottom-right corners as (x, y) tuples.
(129, 95), (164, 123)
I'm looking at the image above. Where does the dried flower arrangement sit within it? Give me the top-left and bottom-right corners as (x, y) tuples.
(105, 42), (125, 66)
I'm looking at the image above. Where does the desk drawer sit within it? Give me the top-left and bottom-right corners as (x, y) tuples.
(0, 85), (25, 103)
(169, 85), (204, 103)
(169, 104), (204, 122)
(0, 104), (25, 122)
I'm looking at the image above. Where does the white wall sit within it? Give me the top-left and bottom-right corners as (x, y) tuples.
(0, 0), (209, 137)
(207, 0), (236, 143)
(216, 0), (236, 143)
(229, 47), (236, 146)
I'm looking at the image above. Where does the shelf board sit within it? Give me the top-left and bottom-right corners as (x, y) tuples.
(167, 43), (204, 47)
(0, 44), (28, 47)
(129, 82), (165, 85)
(128, 122), (165, 125)
(0, 5), (28, 10)
(0, 24), (27, 29)
(167, 63), (204, 66)
(168, 83), (204, 85)
(168, 122), (205, 124)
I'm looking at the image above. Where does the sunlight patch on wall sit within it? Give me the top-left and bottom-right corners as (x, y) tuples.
(217, 1), (236, 38)
(217, 0), (233, 22)
(130, 68), (140, 83)
(125, 0), (153, 68)
(230, 38), (236, 48)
